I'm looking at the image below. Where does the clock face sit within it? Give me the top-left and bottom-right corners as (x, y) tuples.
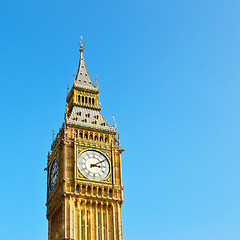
(49, 158), (58, 191)
(78, 150), (110, 181)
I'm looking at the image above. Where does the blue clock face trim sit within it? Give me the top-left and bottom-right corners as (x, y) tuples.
(49, 158), (58, 192)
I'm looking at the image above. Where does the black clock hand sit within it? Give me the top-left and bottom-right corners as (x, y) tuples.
(94, 159), (106, 166)
(90, 164), (101, 168)
(90, 159), (106, 168)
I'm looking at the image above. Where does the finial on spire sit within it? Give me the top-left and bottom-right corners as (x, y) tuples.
(118, 133), (121, 146)
(73, 71), (77, 83)
(65, 103), (69, 122)
(96, 75), (99, 88)
(112, 113), (117, 130)
(51, 130), (55, 144)
(78, 36), (85, 52)
(66, 84), (69, 99)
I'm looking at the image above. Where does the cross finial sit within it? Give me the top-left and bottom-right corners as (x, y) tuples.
(78, 36), (85, 52)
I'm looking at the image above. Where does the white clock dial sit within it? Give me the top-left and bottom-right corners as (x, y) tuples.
(49, 158), (58, 191)
(78, 150), (110, 181)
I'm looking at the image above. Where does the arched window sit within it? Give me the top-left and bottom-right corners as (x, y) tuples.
(76, 184), (80, 191)
(93, 186), (97, 195)
(109, 189), (113, 197)
(89, 97), (91, 105)
(100, 136), (103, 142)
(87, 186), (91, 193)
(105, 137), (108, 143)
(89, 134), (93, 140)
(92, 98), (95, 106)
(82, 96), (84, 104)
(94, 135), (98, 141)
(85, 96), (88, 104)
(78, 95), (80, 102)
(79, 132), (83, 138)
(84, 133), (88, 139)
(98, 188), (102, 195)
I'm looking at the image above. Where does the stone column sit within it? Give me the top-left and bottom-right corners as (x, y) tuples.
(75, 200), (80, 240)
(112, 203), (116, 240)
(117, 202), (123, 240)
(92, 201), (96, 240)
(62, 198), (67, 239)
(101, 203), (104, 240)
(84, 201), (87, 240)
(106, 204), (109, 240)
(48, 215), (51, 240)
(95, 201), (98, 240)
(70, 197), (75, 240)
(79, 201), (82, 240)
(90, 201), (93, 240)
(62, 139), (67, 193)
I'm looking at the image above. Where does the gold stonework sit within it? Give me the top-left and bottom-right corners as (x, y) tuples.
(46, 40), (124, 240)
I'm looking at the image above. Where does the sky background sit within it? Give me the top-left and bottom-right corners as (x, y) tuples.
(1, 0), (240, 239)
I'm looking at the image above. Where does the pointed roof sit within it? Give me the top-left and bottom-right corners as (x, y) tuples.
(67, 106), (116, 133)
(65, 37), (116, 133)
(74, 37), (98, 91)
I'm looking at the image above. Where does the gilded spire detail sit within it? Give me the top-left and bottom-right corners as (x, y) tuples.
(96, 75), (99, 87)
(78, 36), (85, 52)
(74, 36), (98, 91)
(51, 130), (55, 144)
(112, 114), (117, 130)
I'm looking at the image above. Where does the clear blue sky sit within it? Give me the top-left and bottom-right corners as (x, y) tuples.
(1, 0), (240, 239)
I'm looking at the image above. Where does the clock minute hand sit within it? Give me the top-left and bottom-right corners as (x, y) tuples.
(93, 159), (106, 167)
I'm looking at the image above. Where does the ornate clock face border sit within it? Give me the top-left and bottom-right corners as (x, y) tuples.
(47, 148), (59, 195)
(49, 157), (59, 192)
(75, 144), (113, 184)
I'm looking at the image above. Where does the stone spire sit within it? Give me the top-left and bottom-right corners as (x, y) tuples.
(74, 36), (98, 91)
(65, 37), (116, 133)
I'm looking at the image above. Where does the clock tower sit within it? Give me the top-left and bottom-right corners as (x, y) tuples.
(46, 37), (124, 240)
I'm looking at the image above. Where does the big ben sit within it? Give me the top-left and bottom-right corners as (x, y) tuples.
(46, 37), (124, 240)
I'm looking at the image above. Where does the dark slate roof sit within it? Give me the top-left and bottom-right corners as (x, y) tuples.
(74, 50), (98, 91)
(67, 106), (116, 133)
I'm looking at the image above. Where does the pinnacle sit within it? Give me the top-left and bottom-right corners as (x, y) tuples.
(74, 39), (98, 91)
